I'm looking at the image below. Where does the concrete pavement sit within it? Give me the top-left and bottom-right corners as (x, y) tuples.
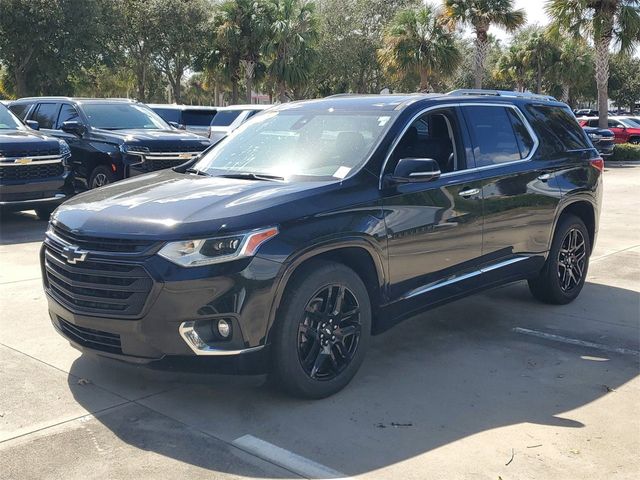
(1, 164), (638, 479)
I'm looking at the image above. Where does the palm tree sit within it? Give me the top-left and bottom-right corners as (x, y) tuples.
(444, 0), (526, 89)
(266, 0), (318, 102)
(547, 0), (640, 128)
(553, 37), (593, 104)
(520, 28), (558, 94)
(378, 3), (461, 93)
(493, 43), (528, 92)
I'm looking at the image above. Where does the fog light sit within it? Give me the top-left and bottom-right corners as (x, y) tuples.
(217, 319), (231, 338)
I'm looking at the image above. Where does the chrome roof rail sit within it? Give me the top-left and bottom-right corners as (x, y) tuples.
(446, 89), (557, 102)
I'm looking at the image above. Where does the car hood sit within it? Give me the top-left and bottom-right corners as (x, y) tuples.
(91, 128), (211, 147)
(53, 169), (339, 239)
(0, 129), (60, 155)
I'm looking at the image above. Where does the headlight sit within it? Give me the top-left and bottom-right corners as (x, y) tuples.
(158, 226), (279, 267)
(120, 145), (150, 155)
(58, 139), (71, 156)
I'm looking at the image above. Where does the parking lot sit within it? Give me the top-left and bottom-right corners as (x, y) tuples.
(0, 163), (638, 480)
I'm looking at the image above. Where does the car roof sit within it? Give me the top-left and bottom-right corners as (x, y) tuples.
(147, 104), (218, 111)
(216, 104), (273, 111)
(10, 97), (138, 105)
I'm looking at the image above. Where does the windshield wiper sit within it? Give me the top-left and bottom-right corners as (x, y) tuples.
(218, 172), (284, 182)
(185, 168), (211, 177)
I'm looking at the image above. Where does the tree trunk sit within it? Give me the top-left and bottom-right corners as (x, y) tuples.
(136, 63), (146, 102)
(278, 80), (287, 103)
(14, 70), (28, 98)
(474, 29), (490, 89)
(231, 81), (238, 104)
(594, 22), (613, 129)
(172, 82), (181, 104)
(536, 64), (543, 94)
(245, 74), (253, 104)
(419, 69), (431, 93)
(561, 83), (570, 104)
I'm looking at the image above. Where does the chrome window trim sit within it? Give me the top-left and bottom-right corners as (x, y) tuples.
(379, 102), (540, 188)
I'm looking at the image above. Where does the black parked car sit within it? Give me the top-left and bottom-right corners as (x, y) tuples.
(42, 91), (603, 398)
(582, 126), (615, 157)
(9, 98), (211, 190)
(0, 103), (73, 219)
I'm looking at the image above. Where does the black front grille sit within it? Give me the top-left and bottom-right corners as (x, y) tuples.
(3, 147), (60, 157)
(52, 225), (155, 254)
(142, 159), (187, 172)
(44, 245), (153, 317)
(58, 317), (122, 354)
(0, 162), (64, 180)
(146, 144), (206, 153)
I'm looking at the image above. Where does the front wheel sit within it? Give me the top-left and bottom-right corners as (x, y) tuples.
(271, 261), (371, 399)
(528, 214), (591, 305)
(89, 165), (115, 189)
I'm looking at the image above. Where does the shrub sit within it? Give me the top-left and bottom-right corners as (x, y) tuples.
(608, 144), (640, 162)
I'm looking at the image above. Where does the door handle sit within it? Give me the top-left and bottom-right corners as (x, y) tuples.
(537, 173), (551, 182)
(458, 188), (480, 198)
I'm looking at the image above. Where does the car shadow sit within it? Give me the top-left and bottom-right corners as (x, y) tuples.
(0, 210), (48, 245)
(67, 281), (639, 478)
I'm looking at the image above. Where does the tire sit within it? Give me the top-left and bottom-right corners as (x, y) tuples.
(34, 207), (55, 221)
(629, 137), (640, 145)
(528, 214), (591, 305)
(88, 165), (115, 189)
(271, 260), (372, 399)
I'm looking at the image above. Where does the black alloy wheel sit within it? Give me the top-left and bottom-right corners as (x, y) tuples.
(297, 284), (362, 381)
(557, 228), (587, 293)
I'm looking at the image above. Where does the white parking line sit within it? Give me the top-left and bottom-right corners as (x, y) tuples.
(233, 434), (353, 479)
(513, 327), (640, 356)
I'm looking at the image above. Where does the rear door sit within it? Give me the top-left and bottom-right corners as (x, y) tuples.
(461, 103), (564, 275)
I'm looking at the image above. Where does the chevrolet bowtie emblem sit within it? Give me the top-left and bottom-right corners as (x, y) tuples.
(15, 157), (33, 164)
(61, 245), (88, 264)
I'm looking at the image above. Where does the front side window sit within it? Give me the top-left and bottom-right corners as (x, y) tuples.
(0, 105), (24, 130)
(82, 103), (169, 130)
(463, 105), (531, 167)
(388, 108), (464, 174)
(32, 103), (59, 130)
(194, 109), (397, 181)
(57, 104), (80, 127)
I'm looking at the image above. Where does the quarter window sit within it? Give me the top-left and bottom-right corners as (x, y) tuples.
(32, 103), (59, 130)
(463, 105), (533, 167)
(526, 105), (591, 157)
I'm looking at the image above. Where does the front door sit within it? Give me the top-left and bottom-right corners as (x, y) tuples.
(381, 107), (484, 312)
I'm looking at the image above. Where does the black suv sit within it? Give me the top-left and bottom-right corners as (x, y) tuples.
(41, 91), (603, 398)
(0, 103), (73, 218)
(9, 98), (211, 189)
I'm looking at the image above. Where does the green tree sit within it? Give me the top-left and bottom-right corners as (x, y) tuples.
(265, 0), (319, 102)
(609, 54), (640, 112)
(379, 3), (461, 92)
(519, 27), (559, 94)
(547, 0), (640, 128)
(0, 0), (114, 97)
(551, 37), (593, 105)
(493, 42), (528, 92)
(153, 0), (211, 103)
(444, 0), (526, 89)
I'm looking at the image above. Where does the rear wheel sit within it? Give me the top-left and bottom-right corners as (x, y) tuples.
(629, 137), (640, 145)
(528, 214), (591, 305)
(89, 165), (115, 189)
(271, 261), (371, 399)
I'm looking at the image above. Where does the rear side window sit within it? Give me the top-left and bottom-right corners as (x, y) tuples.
(9, 103), (32, 120)
(525, 105), (591, 157)
(210, 110), (242, 127)
(462, 105), (534, 167)
(182, 110), (216, 126)
(32, 103), (60, 129)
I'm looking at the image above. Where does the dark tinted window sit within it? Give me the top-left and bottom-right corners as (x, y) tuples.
(210, 110), (242, 127)
(32, 103), (59, 129)
(82, 103), (168, 130)
(152, 108), (180, 123)
(57, 104), (80, 127)
(463, 106), (524, 166)
(525, 105), (591, 157)
(9, 103), (32, 120)
(506, 108), (534, 158)
(182, 110), (216, 126)
(608, 120), (625, 128)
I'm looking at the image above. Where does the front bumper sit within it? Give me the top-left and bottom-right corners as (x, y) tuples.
(0, 171), (73, 210)
(41, 237), (284, 374)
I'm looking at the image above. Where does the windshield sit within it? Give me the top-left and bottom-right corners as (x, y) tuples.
(210, 110), (243, 127)
(194, 109), (397, 181)
(82, 103), (170, 130)
(0, 105), (23, 130)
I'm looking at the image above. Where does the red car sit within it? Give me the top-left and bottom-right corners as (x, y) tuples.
(579, 117), (640, 144)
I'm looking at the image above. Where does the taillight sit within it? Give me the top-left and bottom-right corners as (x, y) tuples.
(590, 157), (604, 172)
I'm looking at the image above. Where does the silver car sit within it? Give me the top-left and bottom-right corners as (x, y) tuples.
(208, 104), (273, 144)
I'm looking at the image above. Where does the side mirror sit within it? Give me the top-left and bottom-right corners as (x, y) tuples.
(61, 120), (86, 137)
(168, 121), (186, 130)
(387, 158), (441, 184)
(25, 120), (39, 130)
